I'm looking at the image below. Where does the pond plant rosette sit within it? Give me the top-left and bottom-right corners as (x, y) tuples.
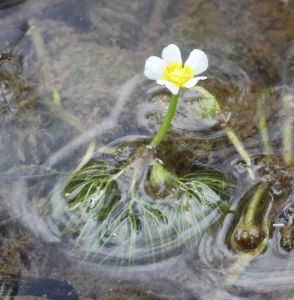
(47, 45), (233, 266)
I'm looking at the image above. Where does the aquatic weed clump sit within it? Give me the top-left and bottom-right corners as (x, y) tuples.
(47, 44), (238, 265)
(58, 141), (231, 265)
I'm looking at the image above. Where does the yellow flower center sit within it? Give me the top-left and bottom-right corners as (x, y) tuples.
(161, 63), (194, 87)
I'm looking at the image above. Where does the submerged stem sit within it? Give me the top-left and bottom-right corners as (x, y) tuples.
(224, 124), (252, 166)
(257, 95), (272, 155)
(282, 92), (293, 165)
(151, 92), (179, 147)
(194, 86), (253, 173)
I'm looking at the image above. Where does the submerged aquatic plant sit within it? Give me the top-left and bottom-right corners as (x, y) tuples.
(230, 183), (270, 255)
(54, 44), (233, 264)
(61, 150), (230, 264)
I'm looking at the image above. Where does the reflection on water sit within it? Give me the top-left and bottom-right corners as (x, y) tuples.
(0, 0), (24, 10)
(1, 0), (294, 299)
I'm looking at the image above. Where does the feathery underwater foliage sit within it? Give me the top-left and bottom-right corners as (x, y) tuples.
(57, 145), (231, 265)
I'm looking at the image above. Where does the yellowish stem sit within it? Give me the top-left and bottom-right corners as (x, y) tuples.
(194, 86), (253, 175)
(73, 140), (97, 173)
(257, 95), (271, 154)
(223, 124), (251, 166)
(282, 92), (293, 165)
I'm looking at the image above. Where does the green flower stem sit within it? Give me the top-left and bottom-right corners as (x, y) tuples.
(245, 183), (269, 224)
(151, 92), (179, 147)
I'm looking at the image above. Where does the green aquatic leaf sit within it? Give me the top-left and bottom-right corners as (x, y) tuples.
(120, 212), (142, 235)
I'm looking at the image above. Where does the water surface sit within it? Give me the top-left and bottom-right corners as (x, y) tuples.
(1, 0), (294, 299)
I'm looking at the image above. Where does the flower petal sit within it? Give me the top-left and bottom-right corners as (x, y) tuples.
(144, 56), (167, 80)
(157, 80), (179, 94)
(183, 76), (207, 88)
(184, 50), (208, 75)
(162, 44), (182, 65)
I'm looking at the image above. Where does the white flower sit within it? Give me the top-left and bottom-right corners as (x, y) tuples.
(144, 44), (208, 95)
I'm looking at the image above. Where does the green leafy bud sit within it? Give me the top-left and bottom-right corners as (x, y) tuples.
(148, 160), (179, 199)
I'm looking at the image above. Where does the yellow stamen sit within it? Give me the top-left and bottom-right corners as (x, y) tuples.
(161, 63), (194, 87)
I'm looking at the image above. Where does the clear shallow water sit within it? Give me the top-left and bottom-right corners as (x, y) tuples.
(1, 0), (294, 299)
